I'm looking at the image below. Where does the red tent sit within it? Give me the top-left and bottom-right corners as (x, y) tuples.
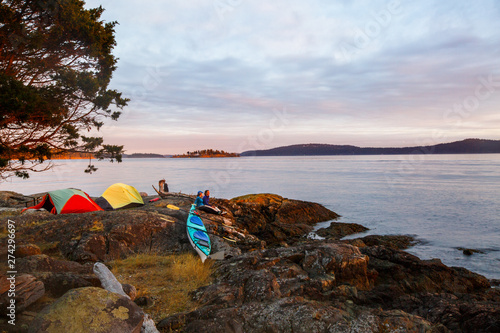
(22, 189), (103, 214)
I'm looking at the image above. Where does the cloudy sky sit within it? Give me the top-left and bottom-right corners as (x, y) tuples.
(84, 0), (500, 154)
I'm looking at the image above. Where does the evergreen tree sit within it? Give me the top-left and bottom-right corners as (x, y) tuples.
(0, 0), (128, 181)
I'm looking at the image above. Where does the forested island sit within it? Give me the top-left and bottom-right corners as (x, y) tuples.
(241, 139), (500, 156)
(172, 149), (239, 158)
(123, 153), (166, 158)
(47, 151), (94, 160)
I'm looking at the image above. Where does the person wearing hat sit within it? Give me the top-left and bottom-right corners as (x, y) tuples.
(194, 191), (204, 207)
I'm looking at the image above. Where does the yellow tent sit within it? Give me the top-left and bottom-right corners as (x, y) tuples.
(95, 183), (144, 210)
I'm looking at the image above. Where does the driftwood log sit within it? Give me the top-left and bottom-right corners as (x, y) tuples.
(142, 314), (158, 333)
(93, 262), (128, 298)
(152, 185), (193, 199)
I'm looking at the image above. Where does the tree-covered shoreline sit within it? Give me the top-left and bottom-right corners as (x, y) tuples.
(172, 149), (239, 158)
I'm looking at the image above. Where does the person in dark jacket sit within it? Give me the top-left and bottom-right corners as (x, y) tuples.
(201, 190), (222, 214)
(202, 190), (211, 206)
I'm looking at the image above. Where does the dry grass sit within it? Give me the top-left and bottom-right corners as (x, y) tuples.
(109, 252), (213, 322)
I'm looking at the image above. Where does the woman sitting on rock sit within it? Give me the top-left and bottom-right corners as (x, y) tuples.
(194, 191), (204, 207)
(199, 190), (223, 215)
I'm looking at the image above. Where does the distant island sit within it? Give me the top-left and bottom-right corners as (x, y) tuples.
(172, 149), (239, 158)
(123, 153), (166, 158)
(49, 151), (93, 160)
(241, 139), (500, 156)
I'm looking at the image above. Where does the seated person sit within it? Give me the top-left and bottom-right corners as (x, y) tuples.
(159, 179), (169, 193)
(154, 179), (170, 198)
(202, 190), (211, 206)
(200, 190), (223, 214)
(194, 191), (204, 207)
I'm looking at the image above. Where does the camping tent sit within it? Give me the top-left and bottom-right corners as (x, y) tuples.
(22, 189), (103, 214)
(95, 183), (144, 211)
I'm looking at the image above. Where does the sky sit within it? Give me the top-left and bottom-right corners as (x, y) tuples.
(84, 0), (500, 154)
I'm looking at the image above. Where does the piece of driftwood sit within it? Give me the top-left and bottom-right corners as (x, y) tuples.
(142, 314), (159, 333)
(151, 186), (193, 199)
(93, 263), (128, 298)
(152, 185), (169, 198)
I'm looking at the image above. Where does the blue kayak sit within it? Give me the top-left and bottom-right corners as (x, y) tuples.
(187, 204), (211, 262)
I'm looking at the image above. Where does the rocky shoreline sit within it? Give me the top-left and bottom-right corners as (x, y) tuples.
(0, 191), (499, 332)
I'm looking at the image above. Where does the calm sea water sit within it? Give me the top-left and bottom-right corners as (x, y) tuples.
(2, 154), (500, 279)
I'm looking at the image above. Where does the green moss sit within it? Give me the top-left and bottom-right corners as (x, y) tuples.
(89, 220), (104, 232)
(27, 220), (52, 227)
(112, 306), (130, 320)
(231, 193), (283, 205)
(35, 287), (134, 333)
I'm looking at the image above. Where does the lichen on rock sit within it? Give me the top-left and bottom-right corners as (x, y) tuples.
(28, 287), (144, 333)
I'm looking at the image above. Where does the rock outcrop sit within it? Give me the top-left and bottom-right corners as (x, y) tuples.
(344, 234), (420, 250)
(316, 221), (369, 240)
(159, 297), (438, 333)
(17, 255), (93, 275)
(28, 287), (144, 333)
(156, 241), (438, 332)
(5, 193), (338, 265)
(1, 191), (499, 333)
(0, 191), (36, 208)
(0, 274), (45, 315)
(222, 193), (340, 246)
(6, 208), (192, 265)
(157, 240), (499, 332)
(356, 245), (499, 332)
(16, 255), (99, 298)
(15, 244), (42, 258)
(360, 245), (491, 295)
